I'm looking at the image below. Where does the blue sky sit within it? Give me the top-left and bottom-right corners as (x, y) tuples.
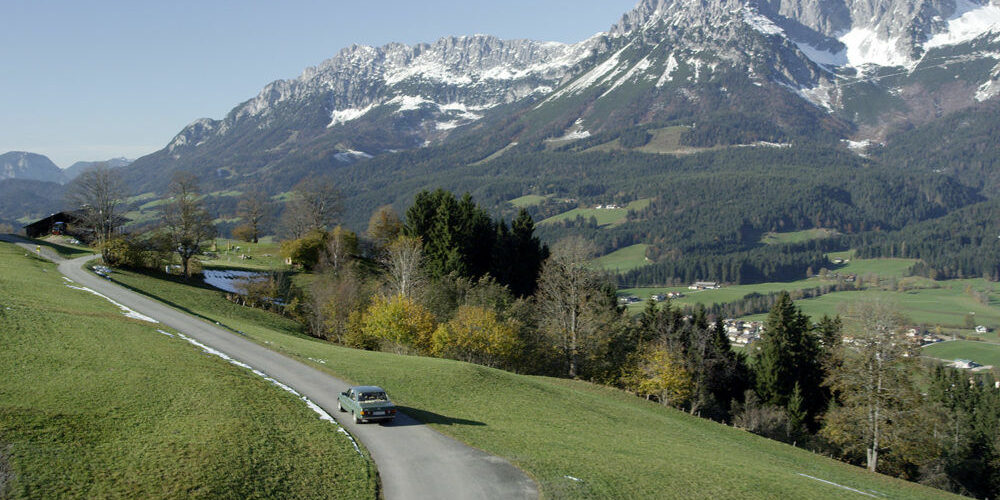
(1, 1), (637, 167)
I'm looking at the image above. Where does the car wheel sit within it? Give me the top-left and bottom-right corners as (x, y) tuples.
(338, 401), (344, 412)
(353, 412), (360, 424)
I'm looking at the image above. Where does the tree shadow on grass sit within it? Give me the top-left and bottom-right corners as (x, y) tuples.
(390, 406), (486, 427)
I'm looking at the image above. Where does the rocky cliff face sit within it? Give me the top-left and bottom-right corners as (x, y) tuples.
(613, 0), (998, 68)
(0, 151), (65, 184)
(163, 34), (601, 159)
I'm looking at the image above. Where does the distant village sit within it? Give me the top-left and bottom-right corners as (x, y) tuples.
(616, 281), (991, 366)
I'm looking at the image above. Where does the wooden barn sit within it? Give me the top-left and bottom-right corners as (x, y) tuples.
(23, 210), (129, 241)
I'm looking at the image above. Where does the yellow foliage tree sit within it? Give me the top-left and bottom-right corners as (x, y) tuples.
(361, 294), (435, 353)
(431, 305), (522, 368)
(622, 347), (693, 408)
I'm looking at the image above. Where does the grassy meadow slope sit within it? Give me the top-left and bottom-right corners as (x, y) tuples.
(0, 243), (375, 499)
(106, 266), (960, 499)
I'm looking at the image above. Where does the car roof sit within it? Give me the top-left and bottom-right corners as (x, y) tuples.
(351, 385), (386, 393)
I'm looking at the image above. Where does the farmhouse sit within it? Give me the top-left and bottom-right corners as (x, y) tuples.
(689, 281), (720, 290)
(23, 210), (129, 241)
(953, 359), (980, 370)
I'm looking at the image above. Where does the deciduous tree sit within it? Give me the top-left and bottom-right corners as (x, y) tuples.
(821, 300), (920, 473)
(536, 236), (617, 378)
(382, 235), (425, 298)
(65, 164), (126, 263)
(162, 171), (215, 278)
(362, 294), (435, 354)
(234, 189), (271, 243)
(431, 305), (522, 368)
(367, 204), (402, 252)
(281, 177), (341, 239)
(622, 345), (693, 408)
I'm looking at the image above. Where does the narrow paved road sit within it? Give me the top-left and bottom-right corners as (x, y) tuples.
(2, 236), (538, 500)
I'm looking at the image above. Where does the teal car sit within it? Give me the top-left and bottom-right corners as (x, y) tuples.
(338, 385), (397, 424)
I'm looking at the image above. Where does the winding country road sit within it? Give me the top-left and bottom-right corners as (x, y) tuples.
(2, 236), (537, 500)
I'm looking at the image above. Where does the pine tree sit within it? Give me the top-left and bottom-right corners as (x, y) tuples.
(753, 292), (825, 425)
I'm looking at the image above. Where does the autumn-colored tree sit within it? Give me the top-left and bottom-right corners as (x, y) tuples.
(622, 346), (693, 408)
(279, 229), (327, 270)
(367, 204), (403, 252)
(431, 305), (522, 368)
(231, 224), (257, 243)
(362, 294), (435, 354)
(235, 189), (271, 243)
(309, 265), (372, 343)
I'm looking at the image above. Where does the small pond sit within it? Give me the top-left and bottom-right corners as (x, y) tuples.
(202, 270), (267, 294)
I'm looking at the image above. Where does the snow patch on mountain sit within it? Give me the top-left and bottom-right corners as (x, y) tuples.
(744, 8), (783, 36)
(656, 53), (679, 87)
(390, 95), (435, 112)
(687, 58), (704, 81)
(333, 149), (373, 162)
(794, 41), (849, 67)
(602, 55), (654, 97)
(976, 79), (1000, 100)
(384, 60), (475, 86)
(839, 28), (912, 68)
(328, 104), (376, 127)
(543, 44), (632, 103)
(843, 139), (873, 156)
(926, 0), (1000, 49)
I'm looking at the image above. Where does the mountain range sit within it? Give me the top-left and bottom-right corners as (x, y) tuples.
(6, 0), (1000, 256)
(108, 0), (999, 197)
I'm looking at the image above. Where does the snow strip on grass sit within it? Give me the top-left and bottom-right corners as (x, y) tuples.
(172, 331), (363, 456)
(63, 283), (159, 323)
(798, 473), (880, 497)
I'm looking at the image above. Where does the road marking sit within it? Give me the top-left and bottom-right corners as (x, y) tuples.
(798, 473), (880, 497)
(63, 282), (160, 323)
(170, 329), (364, 456)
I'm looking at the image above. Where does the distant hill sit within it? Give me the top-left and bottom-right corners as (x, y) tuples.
(0, 178), (65, 229)
(63, 157), (133, 182)
(0, 151), (64, 184)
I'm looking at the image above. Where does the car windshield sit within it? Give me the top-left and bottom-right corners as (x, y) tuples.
(360, 392), (387, 402)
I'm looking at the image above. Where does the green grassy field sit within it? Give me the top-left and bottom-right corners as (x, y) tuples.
(201, 237), (288, 271)
(761, 228), (839, 245)
(825, 251), (918, 277)
(737, 279), (1000, 330)
(540, 199), (651, 227)
(622, 255), (915, 306)
(507, 194), (550, 208)
(922, 340), (1000, 367)
(594, 244), (650, 272)
(471, 142), (519, 165)
(0, 243), (375, 499)
(583, 126), (716, 156)
(621, 254), (926, 313)
(106, 266), (959, 499)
